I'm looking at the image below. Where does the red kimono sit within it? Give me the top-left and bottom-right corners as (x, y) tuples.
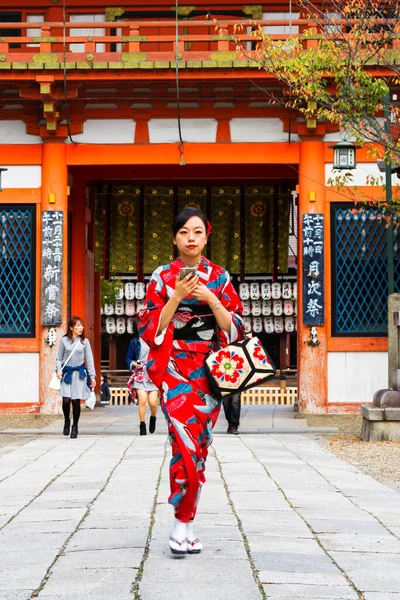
(139, 256), (244, 522)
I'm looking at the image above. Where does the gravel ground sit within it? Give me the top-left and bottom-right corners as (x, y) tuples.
(0, 414), (61, 432)
(304, 414), (400, 490)
(322, 434), (400, 490)
(0, 414), (62, 451)
(304, 413), (363, 432)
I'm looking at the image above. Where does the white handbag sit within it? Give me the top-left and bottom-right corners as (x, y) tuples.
(85, 391), (97, 410)
(49, 372), (61, 391)
(49, 339), (80, 392)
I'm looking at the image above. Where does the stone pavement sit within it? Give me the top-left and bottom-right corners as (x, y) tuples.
(0, 406), (399, 600)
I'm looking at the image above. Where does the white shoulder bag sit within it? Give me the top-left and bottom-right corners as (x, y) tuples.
(49, 339), (80, 392)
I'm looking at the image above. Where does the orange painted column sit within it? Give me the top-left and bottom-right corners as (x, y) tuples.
(93, 272), (102, 390)
(297, 140), (328, 413)
(39, 144), (68, 415)
(71, 177), (87, 321)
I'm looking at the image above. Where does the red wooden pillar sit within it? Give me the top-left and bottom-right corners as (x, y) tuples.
(93, 272), (101, 390)
(71, 177), (87, 321)
(39, 144), (68, 414)
(70, 179), (100, 390)
(297, 140), (328, 413)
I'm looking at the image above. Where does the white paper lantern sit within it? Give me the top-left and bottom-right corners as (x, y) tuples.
(261, 282), (271, 300)
(125, 282), (135, 300)
(242, 300), (251, 316)
(271, 282), (282, 299)
(136, 298), (145, 312)
(294, 301), (297, 315)
(253, 317), (263, 333)
(295, 317), (297, 331)
(250, 282), (260, 300)
(285, 316), (295, 332)
(104, 304), (114, 316)
(239, 283), (250, 300)
(116, 317), (126, 334)
(116, 285), (124, 300)
(115, 300), (125, 316)
(293, 282), (297, 299)
(282, 282), (292, 299)
(283, 300), (294, 316)
(272, 299), (283, 316)
(262, 300), (272, 316)
(243, 316), (252, 334)
(126, 300), (135, 316)
(106, 317), (116, 334)
(127, 317), (135, 334)
(264, 317), (274, 334)
(135, 282), (146, 300)
(251, 300), (262, 316)
(274, 316), (284, 334)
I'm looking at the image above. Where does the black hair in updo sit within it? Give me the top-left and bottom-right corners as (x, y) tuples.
(172, 206), (207, 237)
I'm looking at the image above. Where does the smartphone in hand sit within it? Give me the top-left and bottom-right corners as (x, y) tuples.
(179, 267), (197, 281)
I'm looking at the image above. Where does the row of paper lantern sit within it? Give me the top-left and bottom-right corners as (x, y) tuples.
(239, 281), (297, 301)
(115, 282), (147, 301)
(242, 299), (296, 317)
(105, 317), (138, 335)
(244, 316), (297, 334)
(105, 315), (297, 336)
(102, 299), (146, 316)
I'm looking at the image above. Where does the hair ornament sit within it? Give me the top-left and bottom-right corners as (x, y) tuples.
(207, 221), (212, 236)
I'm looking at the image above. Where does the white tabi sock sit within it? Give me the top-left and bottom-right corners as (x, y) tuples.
(186, 520), (196, 543)
(171, 517), (187, 542)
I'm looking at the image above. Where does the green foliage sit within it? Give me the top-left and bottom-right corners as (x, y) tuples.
(235, 0), (400, 165)
(100, 278), (123, 308)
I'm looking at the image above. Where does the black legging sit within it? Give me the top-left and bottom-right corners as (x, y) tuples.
(62, 398), (81, 425)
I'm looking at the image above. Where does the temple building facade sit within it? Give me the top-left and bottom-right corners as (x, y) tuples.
(0, 0), (396, 414)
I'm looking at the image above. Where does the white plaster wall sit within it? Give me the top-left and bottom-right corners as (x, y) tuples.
(0, 120), (42, 144)
(325, 162), (398, 187)
(230, 118), (301, 143)
(1, 165), (41, 188)
(69, 14), (105, 52)
(65, 119), (135, 144)
(148, 119), (217, 143)
(262, 12), (300, 35)
(27, 14), (44, 48)
(0, 353), (39, 404)
(328, 352), (387, 403)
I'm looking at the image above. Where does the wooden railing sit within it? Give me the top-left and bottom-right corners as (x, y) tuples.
(0, 19), (395, 68)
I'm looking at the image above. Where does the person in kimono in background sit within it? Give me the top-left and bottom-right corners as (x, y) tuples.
(139, 206), (244, 555)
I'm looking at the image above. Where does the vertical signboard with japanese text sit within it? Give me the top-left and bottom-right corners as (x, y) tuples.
(302, 214), (324, 326)
(41, 211), (63, 326)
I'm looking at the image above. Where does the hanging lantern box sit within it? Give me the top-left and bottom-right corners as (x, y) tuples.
(328, 140), (361, 170)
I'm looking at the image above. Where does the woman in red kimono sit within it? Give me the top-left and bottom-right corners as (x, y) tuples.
(139, 207), (244, 555)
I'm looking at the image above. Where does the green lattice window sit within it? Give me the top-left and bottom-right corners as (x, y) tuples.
(331, 204), (400, 336)
(0, 205), (36, 337)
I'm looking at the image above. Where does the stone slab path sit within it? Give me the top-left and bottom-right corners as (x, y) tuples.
(0, 408), (399, 599)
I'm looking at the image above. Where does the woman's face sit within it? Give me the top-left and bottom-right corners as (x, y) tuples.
(71, 321), (84, 337)
(173, 216), (207, 260)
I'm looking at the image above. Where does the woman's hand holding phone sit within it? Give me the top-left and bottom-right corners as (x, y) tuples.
(174, 270), (198, 301)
